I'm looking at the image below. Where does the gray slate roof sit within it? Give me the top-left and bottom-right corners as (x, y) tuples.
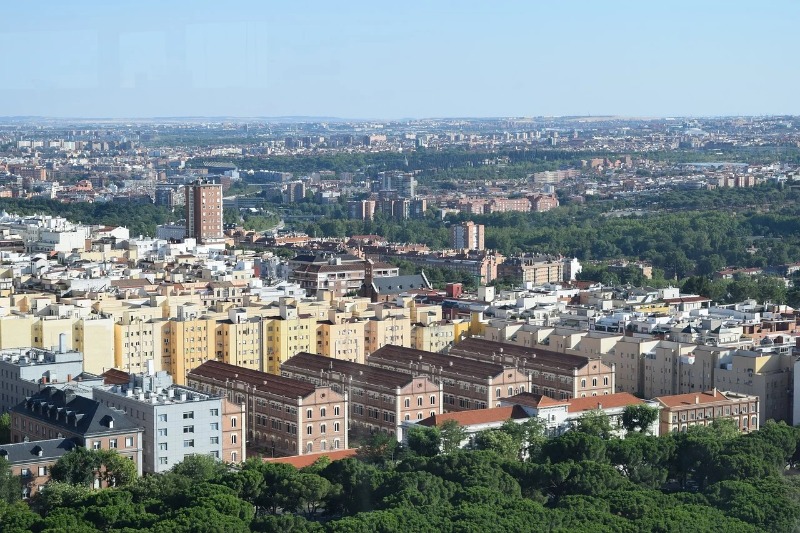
(0, 437), (77, 464)
(11, 386), (142, 437)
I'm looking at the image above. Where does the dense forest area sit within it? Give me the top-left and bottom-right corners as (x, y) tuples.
(2, 415), (800, 532)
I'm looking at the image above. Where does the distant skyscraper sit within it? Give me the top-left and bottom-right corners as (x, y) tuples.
(184, 180), (223, 244)
(451, 221), (485, 251)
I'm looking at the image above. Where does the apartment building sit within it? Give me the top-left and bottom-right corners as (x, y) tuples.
(187, 361), (348, 456)
(364, 306), (412, 354)
(0, 438), (77, 498)
(316, 318), (366, 364)
(9, 387), (144, 477)
(0, 346), (103, 413)
(411, 320), (469, 353)
(497, 255), (565, 285)
(367, 345), (530, 411)
(654, 389), (759, 435)
(114, 314), (165, 374)
(449, 338), (615, 400)
(185, 180), (224, 245)
(601, 337), (660, 395)
(218, 308), (266, 372)
(450, 221), (485, 251)
(93, 369), (245, 473)
(281, 352), (442, 440)
(289, 253), (399, 297)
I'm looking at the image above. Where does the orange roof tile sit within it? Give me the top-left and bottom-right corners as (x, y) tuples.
(565, 392), (644, 413)
(654, 389), (733, 408)
(419, 405), (529, 427)
(263, 448), (356, 468)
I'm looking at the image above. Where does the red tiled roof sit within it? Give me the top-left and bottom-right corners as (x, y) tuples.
(505, 392), (568, 409)
(418, 405), (529, 427)
(264, 448), (356, 468)
(565, 392), (644, 413)
(654, 389), (732, 408)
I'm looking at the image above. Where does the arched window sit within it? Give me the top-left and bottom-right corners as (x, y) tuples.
(306, 409), (312, 420)
(581, 379), (586, 388)
(404, 398), (410, 408)
(404, 414), (410, 421)
(320, 407), (326, 417)
(320, 424), (327, 435)
(430, 395), (436, 405)
(231, 434), (237, 444)
(230, 417), (237, 427)
(496, 388), (501, 398)
(307, 442), (313, 453)
(417, 413), (423, 420)
(508, 387), (513, 396)
(320, 441), (327, 451)
(306, 425), (313, 435)
(334, 422), (340, 432)
(592, 378), (597, 387)
(603, 377), (609, 386)
(231, 452), (237, 462)
(334, 406), (340, 416)
(334, 439), (340, 449)
(417, 397), (423, 406)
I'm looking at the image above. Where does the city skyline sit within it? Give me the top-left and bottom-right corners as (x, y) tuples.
(2, 1), (798, 119)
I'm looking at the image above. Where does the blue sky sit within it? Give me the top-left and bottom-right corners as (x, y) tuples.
(1, 1), (797, 118)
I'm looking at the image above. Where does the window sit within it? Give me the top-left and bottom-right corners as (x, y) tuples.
(158, 428), (168, 437)
(231, 452), (238, 462)
(430, 395), (436, 405)
(320, 407), (326, 417)
(404, 398), (410, 408)
(159, 457), (169, 465)
(581, 379), (586, 388)
(417, 397), (423, 406)
(210, 423), (219, 431)
(183, 426), (194, 433)
(603, 377), (609, 386)
(404, 414), (410, 421)
(334, 406), (340, 416)
(307, 425), (313, 435)
(210, 436), (219, 444)
(592, 378), (597, 387)
(93, 441), (101, 450)
(38, 466), (47, 477)
(231, 417), (237, 427)
(334, 439), (340, 449)
(334, 422), (340, 432)
(158, 414), (168, 422)
(320, 424), (327, 435)
(184, 439), (195, 448)
(125, 437), (134, 447)
(307, 443), (313, 453)
(231, 434), (237, 444)
(183, 411), (194, 419)
(109, 439), (117, 449)
(508, 387), (513, 396)
(159, 443), (168, 451)
(20, 468), (30, 477)
(306, 409), (313, 419)
(417, 413), (423, 420)
(209, 408), (219, 416)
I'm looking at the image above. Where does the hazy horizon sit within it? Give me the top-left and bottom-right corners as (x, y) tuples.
(2, 1), (798, 119)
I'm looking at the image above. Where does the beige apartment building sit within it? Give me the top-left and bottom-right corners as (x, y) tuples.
(368, 345), (530, 411)
(281, 352), (442, 440)
(187, 360), (348, 456)
(364, 306), (412, 355)
(602, 337), (661, 396)
(449, 338), (615, 400)
(654, 389), (759, 435)
(316, 318), (366, 364)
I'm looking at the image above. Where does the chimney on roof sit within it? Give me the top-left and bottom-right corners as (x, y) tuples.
(597, 403), (602, 410)
(695, 395), (700, 404)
